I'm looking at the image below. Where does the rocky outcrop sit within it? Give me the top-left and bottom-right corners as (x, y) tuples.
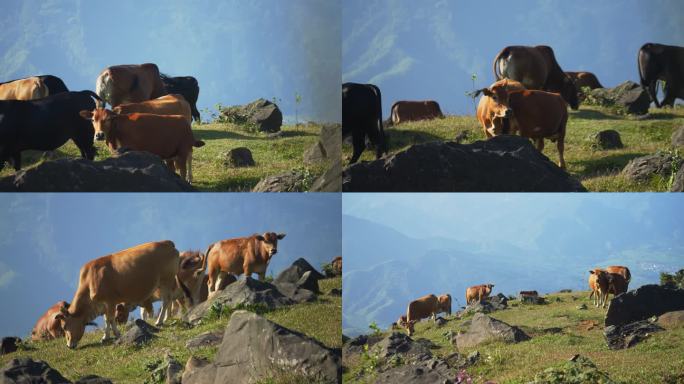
(585, 81), (651, 115)
(252, 170), (307, 192)
(671, 126), (684, 148)
(604, 320), (664, 349)
(116, 319), (159, 346)
(672, 167), (684, 192)
(309, 160), (342, 192)
(184, 277), (294, 325)
(303, 124), (341, 164)
(374, 358), (454, 384)
(621, 152), (683, 182)
(343, 136), (586, 192)
(185, 330), (224, 350)
(182, 311), (340, 384)
(221, 98), (282, 133)
(605, 284), (684, 327)
(0, 358), (70, 383)
(0, 151), (195, 192)
(273, 258), (324, 303)
(454, 313), (530, 348)
(220, 147), (255, 167)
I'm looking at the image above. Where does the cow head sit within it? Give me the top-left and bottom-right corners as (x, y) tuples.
(560, 76), (580, 110)
(484, 284), (494, 296)
(178, 251), (208, 306)
(482, 82), (513, 120)
(55, 304), (87, 349)
(79, 108), (117, 141)
(406, 320), (416, 336)
(114, 303), (129, 325)
(589, 269), (609, 290)
(256, 232), (286, 257)
(438, 294), (452, 315)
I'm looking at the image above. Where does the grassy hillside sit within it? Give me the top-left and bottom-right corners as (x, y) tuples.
(0, 121), (327, 191)
(344, 290), (684, 384)
(342, 105), (684, 192)
(1, 277), (341, 384)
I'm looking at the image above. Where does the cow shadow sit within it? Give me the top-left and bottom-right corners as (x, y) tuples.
(642, 110), (678, 120)
(192, 129), (256, 141)
(574, 152), (648, 176)
(571, 109), (616, 121)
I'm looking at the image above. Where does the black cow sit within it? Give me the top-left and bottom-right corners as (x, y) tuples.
(342, 82), (387, 164)
(0, 91), (100, 171)
(638, 43), (684, 108)
(37, 75), (69, 95)
(161, 74), (200, 122)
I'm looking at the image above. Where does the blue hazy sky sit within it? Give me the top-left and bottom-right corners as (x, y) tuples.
(342, 0), (684, 116)
(0, 0), (341, 123)
(0, 193), (341, 337)
(342, 194), (684, 334)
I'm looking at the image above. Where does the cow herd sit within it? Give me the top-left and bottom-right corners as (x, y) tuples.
(30, 231), (286, 349)
(393, 265), (631, 336)
(342, 42), (684, 166)
(0, 63), (203, 183)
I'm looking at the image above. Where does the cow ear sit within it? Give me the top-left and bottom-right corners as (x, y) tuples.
(79, 110), (93, 120)
(589, 270), (595, 275)
(255, 235), (265, 241)
(277, 233), (286, 240)
(482, 88), (494, 97)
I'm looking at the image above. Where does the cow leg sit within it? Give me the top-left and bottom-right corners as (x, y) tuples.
(166, 159), (177, 173)
(186, 153), (193, 184)
(535, 138), (545, 152)
(214, 273), (226, 293)
(349, 131), (366, 164)
(156, 299), (169, 327)
(177, 154), (188, 183)
(557, 139), (566, 170)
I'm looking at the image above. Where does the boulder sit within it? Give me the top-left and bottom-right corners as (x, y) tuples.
(0, 151), (195, 192)
(309, 160), (342, 192)
(220, 147), (255, 167)
(221, 98), (282, 133)
(657, 310), (684, 329)
(116, 319), (159, 346)
(342, 136), (587, 192)
(671, 126), (684, 148)
(252, 170), (307, 192)
(621, 152), (683, 182)
(592, 130), (624, 149)
(342, 334), (383, 358)
(191, 311), (340, 384)
(374, 358), (454, 384)
(672, 167), (684, 192)
(185, 330), (224, 350)
(0, 337), (19, 355)
(454, 313), (530, 348)
(303, 124), (342, 164)
(585, 81), (651, 115)
(373, 332), (435, 360)
(273, 260), (323, 303)
(463, 301), (497, 315)
(184, 277), (294, 324)
(74, 375), (113, 384)
(528, 355), (619, 384)
(605, 284), (684, 327)
(274, 258), (325, 285)
(181, 357), (217, 384)
(489, 293), (508, 310)
(604, 320), (664, 350)
(0, 358), (70, 383)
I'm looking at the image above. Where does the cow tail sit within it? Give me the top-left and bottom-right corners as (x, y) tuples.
(493, 47), (508, 80)
(372, 85), (387, 154)
(176, 275), (193, 307)
(203, 243), (213, 272)
(95, 72), (110, 108)
(637, 46), (647, 88)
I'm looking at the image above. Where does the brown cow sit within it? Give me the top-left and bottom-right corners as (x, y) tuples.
(565, 71), (604, 90)
(466, 284), (494, 305)
(55, 240), (184, 348)
(480, 84), (569, 169)
(437, 294), (452, 315)
(390, 100), (444, 125)
(205, 232), (286, 295)
(403, 294), (441, 336)
(113, 94), (192, 124)
(476, 79), (525, 138)
(331, 256), (342, 276)
(605, 273), (629, 304)
(605, 265), (631, 284)
(494, 45), (579, 110)
(0, 77), (49, 100)
(79, 109), (205, 183)
(95, 64), (165, 107)
(31, 301), (69, 341)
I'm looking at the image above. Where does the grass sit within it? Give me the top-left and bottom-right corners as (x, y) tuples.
(1, 277), (341, 384)
(342, 105), (684, 191)
(343, 290), (684, 384)
(0, 121), (328, 191)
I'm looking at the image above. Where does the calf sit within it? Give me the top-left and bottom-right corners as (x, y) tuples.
(404, 294), (440, 336)
(390, 100), (443, 125)
(588, 269), (610, 307)
(55, 240), (183, 348)
(565, 71), (604, 90)
(481, 84), (569, 169)
(79, 108), (205, 183)
(476, 79), (525, 138)
(205, 232), (286, 296)
(113, 94), (192, 123)
(31, 301), (70, 341)
(437, 293), (452, 315)
(466, 284), (494, 305)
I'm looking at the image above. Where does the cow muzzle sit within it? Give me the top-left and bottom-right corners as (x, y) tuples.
(94, 132), (105, 141)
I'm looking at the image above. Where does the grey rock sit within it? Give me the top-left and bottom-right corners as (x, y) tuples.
(454, 313), (530, 348)
(221, 98), (282, 133)
(622, 152), (683, 182)
(310, 160), (342, 192)
(304, 124), (342, 164)
(252, 170), (307, 192)
(274, 258), (325, 285)
(184, 277), (294, 325)
(374, 358), (454, 384)
(0, 358), (70, 383)
(164, 354), (182, 384)
(592, 130), (624, 149)
(0, 151), (195, 192)
(671, 126), (684, 148)
(577, 304), (588, 310)
(343, 136), (586, 192)
(489, 293), (508, 310)
(373, 332), (435, 360)
(657, 310), (684, 329)
(221, 147), (255, 167)
(672, 166), (684, 192)
(604, 320), (664, 349)
(181, 357), (217, 384)
(585, 81), (651, 115)
(605, 284), (684, 327)
(116, 319), (159, 346)
(275, 283), (317, 303)
(185, 330), (224, 349)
